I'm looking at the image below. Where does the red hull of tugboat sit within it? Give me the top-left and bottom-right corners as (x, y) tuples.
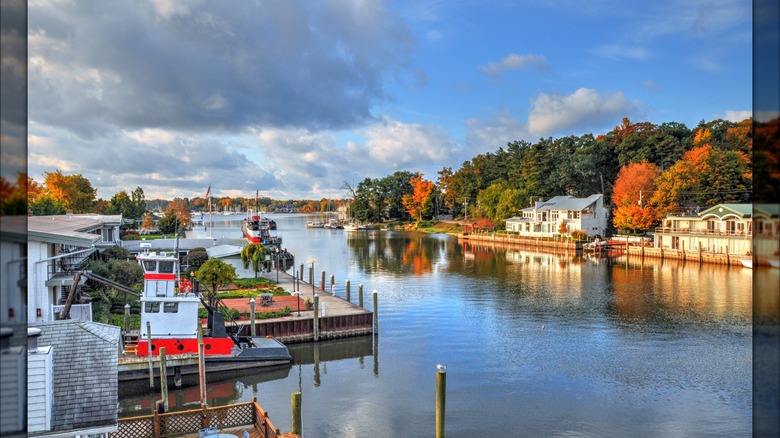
(136, 337), (235, 356)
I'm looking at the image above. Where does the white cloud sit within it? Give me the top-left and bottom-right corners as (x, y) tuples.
(720, 110), (752, 122)
(528, 88), (642, 137)
(466, 110), (530, 151)
(480, 53), (550, 77)
(641, 80), (660, 92)
(364, 116), (458, 167)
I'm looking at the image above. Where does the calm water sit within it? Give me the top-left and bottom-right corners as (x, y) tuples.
(120, 213), (765, 437)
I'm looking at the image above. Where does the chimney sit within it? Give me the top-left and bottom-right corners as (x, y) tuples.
(27, 327), (42, 353)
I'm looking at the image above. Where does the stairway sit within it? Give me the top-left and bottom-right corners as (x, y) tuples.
(123, 333), (139, 355)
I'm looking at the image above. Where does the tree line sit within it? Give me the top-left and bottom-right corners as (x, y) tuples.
(2, 116), (757, 235)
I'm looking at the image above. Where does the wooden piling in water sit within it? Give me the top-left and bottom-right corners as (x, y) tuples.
(330, 274), (334, 292)
(291, 392), (302, 435)
(321, 270), (325, 290)
(197, 323), (207, 407)
(346, 280), (351, 302)
(436, 365), (446, 438)
(159, 347), (168, 412)
(373, 290), (378, 336)
(147, 321), (153, 388)
(359, 284), (363, 308)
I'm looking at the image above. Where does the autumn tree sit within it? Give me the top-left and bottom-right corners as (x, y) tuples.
(141, 213), (156, 231)
(0, 173), (27, 215)
(612, 161), (660, 207)
(650, 144), (751, 216)
(43, 170), (96, 213)
(613, 204), (656, 234)
(402, 174), (434, 221)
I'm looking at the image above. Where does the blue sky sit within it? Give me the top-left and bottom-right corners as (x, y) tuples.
(25, 0), (754, 201)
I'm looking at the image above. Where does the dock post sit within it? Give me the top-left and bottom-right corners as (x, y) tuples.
(436, 365), (446, 438)
(123, 303), (130, 333)
(159, 347), (168, 412)
(330, 274), (334, 293)
(345, 280), (351, 303)
(147, 321), (154, 388)
(313, 294), (320, 341)
(197, 323), (207, 407)
(249, 298), (256, 337)
(309, 267), (314, 295)
(321, 270), (325, 291)
(372, 290), (378, 336)
(291, 392), (302, 435)
(359, 284), (363, 308)
(174, 366), (182, 388)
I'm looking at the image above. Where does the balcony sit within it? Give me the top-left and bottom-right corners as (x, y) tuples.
(654, 227), (752, 237)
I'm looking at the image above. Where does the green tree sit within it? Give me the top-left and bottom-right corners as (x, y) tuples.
(130, 187), (147, 219)
(193, 258), (236, 307)
(102, 246), (131, 261)
(240, 243), (269, 278)
(29, 195), (67, 216)
(106, 191), (133, 216)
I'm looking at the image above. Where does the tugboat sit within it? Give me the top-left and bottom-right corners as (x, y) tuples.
(123, 249), (292, 378)
(243, 214), (283, 247)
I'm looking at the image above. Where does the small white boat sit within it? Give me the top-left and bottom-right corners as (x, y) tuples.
(769, 258), (779, 269)
(307, 221), (324, 228)
(740, 258), (753, 269)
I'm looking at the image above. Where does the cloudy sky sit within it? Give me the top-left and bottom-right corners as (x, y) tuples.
(26, 0), (752, 201)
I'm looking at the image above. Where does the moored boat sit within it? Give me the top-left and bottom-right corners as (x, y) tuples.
(739, 258), (753, 269)
(243, 215), (282, 247)
(121, 250), (292, 379)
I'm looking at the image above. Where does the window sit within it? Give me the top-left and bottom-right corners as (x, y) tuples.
(144, 260), (156, 272)
(159, 261), (174, 274)
(163, 302), (178, 313)
(144, 302), (160, 313)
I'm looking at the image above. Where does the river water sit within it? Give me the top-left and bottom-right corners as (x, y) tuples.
(119, 213), (772, 437)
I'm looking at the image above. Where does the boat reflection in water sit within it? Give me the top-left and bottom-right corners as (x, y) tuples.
(119, 336), (375, 417)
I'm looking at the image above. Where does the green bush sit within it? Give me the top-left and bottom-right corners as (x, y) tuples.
(107, 313), (141, 330)
(233, 278), (274, 288)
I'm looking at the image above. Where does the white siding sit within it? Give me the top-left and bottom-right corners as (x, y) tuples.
(27, 346), (53, 433)
(0, 346), (25, 434)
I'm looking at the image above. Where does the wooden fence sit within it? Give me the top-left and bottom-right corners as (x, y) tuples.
(110, 398), (280, 438)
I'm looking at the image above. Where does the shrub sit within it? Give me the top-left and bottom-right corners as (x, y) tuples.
(570, 229), (588, 241)
(107, 313), (141, 331)
(233, 278), (274, 288)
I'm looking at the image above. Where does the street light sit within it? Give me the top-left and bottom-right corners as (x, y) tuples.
(291, 291), (301, 316)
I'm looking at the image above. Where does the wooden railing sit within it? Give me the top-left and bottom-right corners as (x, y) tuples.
(110, 398), (281, 438)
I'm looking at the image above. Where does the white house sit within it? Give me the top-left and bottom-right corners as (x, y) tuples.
(27, 214), (123, 323)
(653, 204), (753, 255)
(505, 194), (609, 238)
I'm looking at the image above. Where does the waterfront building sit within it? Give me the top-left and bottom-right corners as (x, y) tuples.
(653, 204), (753, 256)
(753, 203), (779, 261)
(505, 194), (609, 238)
(27, 214), (122, 322)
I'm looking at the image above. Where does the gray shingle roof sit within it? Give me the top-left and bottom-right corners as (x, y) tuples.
(30, 320), (119, 432)
(536, 194), (602, 212)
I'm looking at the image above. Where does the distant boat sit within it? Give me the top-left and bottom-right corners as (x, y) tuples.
(769, 258), (779, 269)
(740, 258), (753, 269)
(306, 221), (324, 228)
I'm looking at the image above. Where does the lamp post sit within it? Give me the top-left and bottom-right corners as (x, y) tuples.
(292, 291), (301, 317)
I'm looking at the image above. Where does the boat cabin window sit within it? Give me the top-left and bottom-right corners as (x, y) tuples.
(143, 260), (156, 272)
(159, 261), (174, 274)
(144, 302), (160, 313)
(163, 302), (178, 313)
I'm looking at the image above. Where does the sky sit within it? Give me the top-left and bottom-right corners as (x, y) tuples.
(24, 0), (755, 201)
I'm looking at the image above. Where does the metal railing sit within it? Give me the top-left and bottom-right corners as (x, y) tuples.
(654, 227), (752, 237)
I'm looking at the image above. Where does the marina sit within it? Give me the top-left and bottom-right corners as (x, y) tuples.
(117, 213), (766, 437)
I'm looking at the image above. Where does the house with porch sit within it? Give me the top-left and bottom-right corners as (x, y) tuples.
(653, 204), (753, 256)
(753, 203), (779, 262)
(505, 194), (609, 238)
(27, 214), (123, 323)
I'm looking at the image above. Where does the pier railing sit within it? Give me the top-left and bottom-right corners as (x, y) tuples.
(110, 398), (280, 438)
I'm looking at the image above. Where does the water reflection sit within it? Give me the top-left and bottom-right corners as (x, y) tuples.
(119, 336), (375, 417)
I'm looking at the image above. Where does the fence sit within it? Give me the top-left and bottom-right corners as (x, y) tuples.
(110, 399), (280, 438)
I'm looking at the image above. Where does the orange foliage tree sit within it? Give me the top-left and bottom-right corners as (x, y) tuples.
(402, 173), (435, 221)
(612, 161), (660, 207)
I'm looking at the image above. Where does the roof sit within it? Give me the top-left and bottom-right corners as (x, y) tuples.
(27, 214), (121, 247)
(207, 244), (245, 258)
(535, 194), (602, 212)
(505, 216), (530, 223)
(30, 320), (119, 433)
(698, 204), (752, 220)
(121, 237), (248, 254)
(754, 203), (780, 218)
(0, 215), (27, 243)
